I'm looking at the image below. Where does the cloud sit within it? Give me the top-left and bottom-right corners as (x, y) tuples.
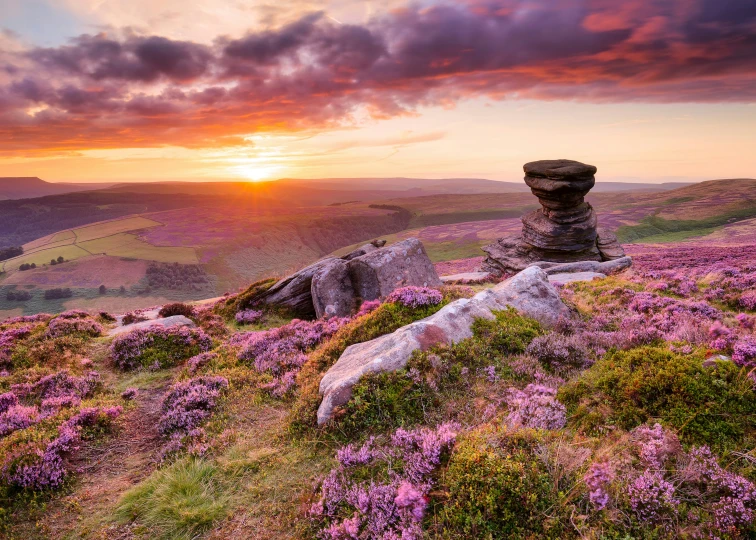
(1, 0), (756, 154)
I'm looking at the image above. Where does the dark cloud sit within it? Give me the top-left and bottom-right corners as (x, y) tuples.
(2, 0), (756, 153)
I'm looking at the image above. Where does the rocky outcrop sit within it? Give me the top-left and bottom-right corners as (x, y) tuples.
(347, 238), (442, 301)
(548, 271), (606, 284)
(107, 315), (195, 337)
(482, 159), (627, 274)
(312, 259), (356, 318)
(440, 271), (492, 284)
(246, 238), (440, 319)
(317, 266), (569, 424)
(531, 256), (633, 275)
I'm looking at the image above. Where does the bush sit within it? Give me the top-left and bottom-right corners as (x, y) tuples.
(45, 317), (103, 339)
(98, 285), (106, 295)
(526, 332), (591, 373)
(0, 246), (22, 262)
(158, 303), (195, 319)
(43, 288), (72, 300)
(18, 263), (35, 272)
(5, 290), (31, 302)
(434, 427), (556, 538)
(559, 346), (756, 449)
(145, 262), (209, 291)
(110, 326), (213, 370)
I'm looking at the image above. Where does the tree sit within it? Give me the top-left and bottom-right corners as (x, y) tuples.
(119, 285), (126, 294)
(0, 246), (23, 262)
(57, 256), (64, 263)
(30, 263), (36, 269)
(99, 284), (107, 295)
(50, 259), (57, 265)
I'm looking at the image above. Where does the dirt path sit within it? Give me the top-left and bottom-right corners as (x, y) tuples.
(36, 382), (168, 539)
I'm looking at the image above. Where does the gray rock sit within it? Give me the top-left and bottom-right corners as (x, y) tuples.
(311, 259), (357, 318)
(317, 266), (568, 424)
(596, 228), (626, 260)
(259, 258), (338, 318)
(548, 271), (606, 284)
(107, 315), (195, 337)
(534, 256), (632, 275)
(440, 271), (492, 284)
(348, 238), (442, 301)
(342, 243), (379, 261)
(703, 354), (730, 367)
(524, 159), (597, 180)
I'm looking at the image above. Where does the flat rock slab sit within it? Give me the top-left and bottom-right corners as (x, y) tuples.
(533, 256), (633, 275)
(548, 271), (606, 284)
(107, 315), (195, 337)
(440, 271), (492, 283)
(317, 266), (569, 425)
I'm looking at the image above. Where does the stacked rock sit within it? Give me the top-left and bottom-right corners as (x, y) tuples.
(482, 159), (626, 274)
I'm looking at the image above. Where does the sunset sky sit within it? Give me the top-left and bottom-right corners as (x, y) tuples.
(1, 0), (755, 183)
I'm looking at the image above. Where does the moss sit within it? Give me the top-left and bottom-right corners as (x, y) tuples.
(213, 278), (277, 320)
(433, 426), (558, 539)
(559, 346), (756, 450)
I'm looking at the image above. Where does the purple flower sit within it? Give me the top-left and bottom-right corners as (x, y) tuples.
(110, 326), (212, 370)
(357, 300), (381, 316)
(584, 462), (615, 510)
(733, 336), (756, 366)
(505, 384), (566, 431)
(627, 471), (679, 524)
(385, 287), (442, 308)
(235, 309), (264, 325)
(121, 387), (138, 400)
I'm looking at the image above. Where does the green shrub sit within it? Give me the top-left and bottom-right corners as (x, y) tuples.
(116, 458), (228, 539)
(559, 346), (756, 449)
(214, 278), (276, 320)
(433, 426), (557, 539)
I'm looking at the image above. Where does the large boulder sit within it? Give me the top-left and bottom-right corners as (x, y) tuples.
(311, 259), (357, 318)
(348, 238), (442, 301)
(317, 266), (569, 424)
(258, 258), (337, 318)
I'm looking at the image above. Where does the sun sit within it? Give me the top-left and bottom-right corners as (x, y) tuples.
(230, 164), (283, 182)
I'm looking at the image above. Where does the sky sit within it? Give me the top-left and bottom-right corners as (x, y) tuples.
(0, 0), (755, 183)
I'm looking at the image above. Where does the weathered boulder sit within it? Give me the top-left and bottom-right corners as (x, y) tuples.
(311, 259), (357, 318)
(107, 315), (195, 337)
(531, 256), (632, 275)
(440, 271), (492, 284)
(348, 238), (442, 301)
(258, 258), (337, 318)
(317, 266), (569, 424)
(342, 243), (379, 261)
(548, 271), (606, 284)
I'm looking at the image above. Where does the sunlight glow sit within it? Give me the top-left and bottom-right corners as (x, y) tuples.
(229, 163), (284, 182)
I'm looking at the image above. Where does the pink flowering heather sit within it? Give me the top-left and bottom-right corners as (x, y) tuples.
(356, 299), (381, 316)
(632, 423), (680, 469)
(1, 406), (121, 490)
(0, 392), (18, 414)
(732, 336), (756, 366)
(739, 291), (756, 311)
(736, 313), (755, 330)
(627, 471), (679, 525)
(235, 309), (264, 325)
(505, 384), (566, 430)
(12, 370), (100, 401)
(312, 423), (457, 540)
(238, 317), (348, 396)
(156, 376), (228, 458)
(0, 324), (35, 367)
(120, 387), (138, 400)
(187, 351), (217, 374)
(385, 286), (442, 308)
(110, 326), (213, 370)
(45, 317), (103, 339)
(0, 404), (40, 437)
(39, 395), (81, 418)
(584, 462), (615, 510)
(526, 332), (591, 372)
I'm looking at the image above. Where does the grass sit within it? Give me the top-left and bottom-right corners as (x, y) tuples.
(78, 233), (199, 264)
(116, 458), (229, 540)
(617, 206), (756, 243)
(71, 216), (162, 243)
(408, 208), (533, 228)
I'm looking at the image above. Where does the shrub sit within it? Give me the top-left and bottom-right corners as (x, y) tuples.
(121, 311), (148, 325)
(559, 346), (756, 449)
(158, 302), (195, 319)
(526, 332), (591, 372)
(386, 286), (443, 308)
(145, 262), (209, 290)
(5, 290), (31, 302)
(45, 317), (103, 339)
(234, 309), (263, 325)
(0, 247), (22, 262)
(214, 278), (276, 320)
(434, 427), (556, 538)
(110, 327), (213, 370)
(43, 288), (72, 300)
(98, 285), (106, 295)
(505, 384), (566, 430)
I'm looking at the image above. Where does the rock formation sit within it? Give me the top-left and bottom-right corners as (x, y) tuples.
(317, 266), (570, 424)
(253, 238), (442, 319)
(482, 159), (626, 274)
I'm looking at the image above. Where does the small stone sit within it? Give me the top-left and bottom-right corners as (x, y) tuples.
(548, 271), (606, 284)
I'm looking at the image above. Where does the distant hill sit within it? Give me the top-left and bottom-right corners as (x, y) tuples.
(0, 177), (113, 200)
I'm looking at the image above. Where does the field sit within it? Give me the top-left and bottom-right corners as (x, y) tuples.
(2, 178), (756, 319)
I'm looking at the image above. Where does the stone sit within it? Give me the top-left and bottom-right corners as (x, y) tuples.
(107, 315), (195, 336)
(317, 266), (569, 424)
(342, 243), (379, 261)
(348, 238), (442, 301)
(482, 159), (626, 273)
(548, 271), (606, 284)
(533, 256), (633, 276)
(311, 259), (356, 318)
(258, 258), (337, 318)
(703, 354), (730, 368)
(440, 271), (492, 284)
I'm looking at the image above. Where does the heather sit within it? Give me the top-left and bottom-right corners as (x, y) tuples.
(110, 326), (213, 370)
(5, 240), (756, 538)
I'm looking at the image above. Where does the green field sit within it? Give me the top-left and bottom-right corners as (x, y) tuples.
(79, 233), (199, 264)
